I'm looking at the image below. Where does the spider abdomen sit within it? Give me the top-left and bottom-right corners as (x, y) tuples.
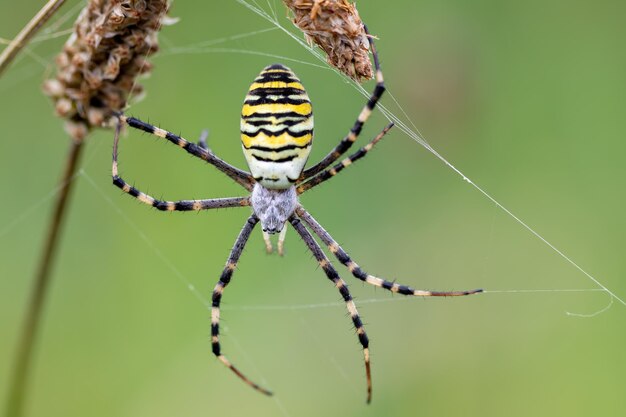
(241, 64), (313, 189)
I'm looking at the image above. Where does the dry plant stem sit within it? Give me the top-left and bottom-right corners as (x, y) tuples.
(4, 139), (84, 417)
(5, 3), (170, 415)
(0, 0), (66, 76)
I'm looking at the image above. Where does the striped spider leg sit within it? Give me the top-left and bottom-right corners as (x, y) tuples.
(111, 24), (482, 402)
(284, 204), (481, 403)
(210, 215), (274, 396)
(298, 25), (386, 182)
(296, 206), (483, 297)
(112, 121), (250, 211)
(296, 121), (394, 194)
(112, 120), (271, 396)
(116, 113), (255, 191)
(289, 217), (373, 403)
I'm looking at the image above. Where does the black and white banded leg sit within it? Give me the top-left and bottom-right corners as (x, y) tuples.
(297, 122), (393, 194)
(297, 207), (483, 297)
(290, 217), (373, 403)
(299, 26), (386, 181)
(211, 215), (273, 396)
(116, 114), (254, 191)
(112, 122), (250, 211)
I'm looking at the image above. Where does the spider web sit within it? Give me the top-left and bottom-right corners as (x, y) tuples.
(1, 1), (624, 416)
(1, 0), (621, 314)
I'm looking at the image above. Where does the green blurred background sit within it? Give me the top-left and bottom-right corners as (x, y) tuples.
(1, 1), (625, 416)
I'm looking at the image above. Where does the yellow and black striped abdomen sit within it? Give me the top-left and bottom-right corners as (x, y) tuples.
(241, 64), (313, 189)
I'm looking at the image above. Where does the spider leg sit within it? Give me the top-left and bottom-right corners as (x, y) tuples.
(296, 207), (483, 297)
(299, 26), (386, 181)
(116, 113), (255, 191)
(296, 122), (393, 194)
(290, 217), (373, 404)
(211, 215), (273, 396)
(112, 122), (250, 211)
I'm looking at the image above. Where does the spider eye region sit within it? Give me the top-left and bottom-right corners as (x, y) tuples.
(241, 64), (314, 190)
(251, 184), (298, 234)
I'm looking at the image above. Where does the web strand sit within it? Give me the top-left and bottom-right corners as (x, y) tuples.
(81, 171), (212, 309)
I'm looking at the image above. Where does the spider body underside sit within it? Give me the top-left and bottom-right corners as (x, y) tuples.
(250, 184), (297, 233)
(111, 32), (482, 403)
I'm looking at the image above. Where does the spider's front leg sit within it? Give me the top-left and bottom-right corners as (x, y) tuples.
(296, 122), (393, 194)
(299, 25), (386, 181)
(296, 207), (483, 297)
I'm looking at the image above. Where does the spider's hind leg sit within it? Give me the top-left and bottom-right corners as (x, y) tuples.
(296, 207), (483, 297)
(210, 215), (273, 397)
(290, 216), (373, 403)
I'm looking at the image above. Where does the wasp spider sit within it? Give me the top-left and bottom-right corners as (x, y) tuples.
(111, 32), (482, 403)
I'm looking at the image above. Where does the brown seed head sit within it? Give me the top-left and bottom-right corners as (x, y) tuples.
(282, 0), (373, 82)
(43, 0), (173, 141)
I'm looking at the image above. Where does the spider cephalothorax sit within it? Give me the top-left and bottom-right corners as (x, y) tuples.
(250, 184), (297, 233)
(111, 32), (482, 403)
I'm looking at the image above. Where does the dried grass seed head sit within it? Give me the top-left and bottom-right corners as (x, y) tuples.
(283, 0), (373, 82)
(43, 0), (173, 141)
